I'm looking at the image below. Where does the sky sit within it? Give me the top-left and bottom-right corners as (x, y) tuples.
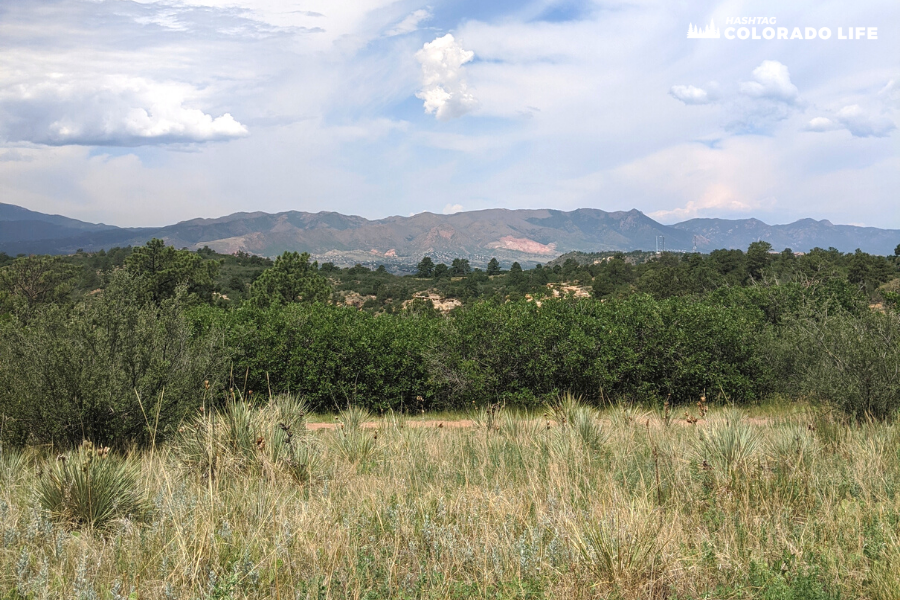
(0, 0), (897, 228)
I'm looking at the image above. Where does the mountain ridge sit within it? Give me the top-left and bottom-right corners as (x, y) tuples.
(1, 202), (897, 263)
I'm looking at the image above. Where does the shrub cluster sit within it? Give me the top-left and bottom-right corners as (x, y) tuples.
(197, 293), (768, 412)
(2, 251), (900, 449)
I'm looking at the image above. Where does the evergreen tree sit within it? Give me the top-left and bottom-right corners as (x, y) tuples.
(250, 251), (330, 307)
(450, 258), (471, 276)
(416, 256), (435, 278)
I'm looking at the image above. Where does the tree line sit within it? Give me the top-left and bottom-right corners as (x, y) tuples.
(0, 239), (899, 448)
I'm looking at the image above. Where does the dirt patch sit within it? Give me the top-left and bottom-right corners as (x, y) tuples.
(404, 293), (462, 313)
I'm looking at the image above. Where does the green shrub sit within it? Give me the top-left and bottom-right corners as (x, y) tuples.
(0, 271), (227, 448)
(780, 310), (900, 420)
(211, 303), (437, 412)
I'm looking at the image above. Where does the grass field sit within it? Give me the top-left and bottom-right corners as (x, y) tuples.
(2, 397), (899, 599)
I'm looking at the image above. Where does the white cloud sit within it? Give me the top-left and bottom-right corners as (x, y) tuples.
(805, 105), (895, 137)
(648, 187), (760, 221)
(443, 203), (464, 214)
(834, 104), (895, 137)
(415, 34), (478, 121)
(0, 76), (248, 146)
(881, 79), (900, 106)
(805, 117), (837, 132)
(739, 60), (799, 104)
(669, 85), (710, 105)
(385, 9), (432, 37)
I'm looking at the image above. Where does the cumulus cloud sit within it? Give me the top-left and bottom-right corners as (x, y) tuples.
(443, 203), (464, 214)
(669, 85), (711, 105)
(415, 34), (478, 121)
(834, 105), (895, 137)
(0, 76), (248, 146)
(739, 60), (799, 104)
(385, 9), (432, 37)
(805, 105), (895, 137)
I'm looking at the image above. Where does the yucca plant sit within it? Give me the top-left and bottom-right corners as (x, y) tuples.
(172, 410), (222, 478)
(471, 402), (504, 432)
(574, 500), (666, 589)
(38, 441), (148, 530)
(695, 412), (760, 477)
(0, 447), (29, 487)
(271, 394), (309, 433)
(768, 425), (818, 475)
(546, 391), (583, 427)
(222, 398), (257, 463)
(334, 406), (378, 464)
(548, 393), (607, 452)
(283, 439), (320, 485)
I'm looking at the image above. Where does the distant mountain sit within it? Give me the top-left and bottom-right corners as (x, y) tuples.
(0, 202), (120, 244)
(1, 203), (898, 263)
(146, 208), (693, 266)
(673, 218), (900, 256)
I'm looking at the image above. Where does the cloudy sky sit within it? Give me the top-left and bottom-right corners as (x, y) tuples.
(0, 0), (897, 228)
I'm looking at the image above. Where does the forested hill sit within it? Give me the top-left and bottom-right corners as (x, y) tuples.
(2, 202), (899, 262)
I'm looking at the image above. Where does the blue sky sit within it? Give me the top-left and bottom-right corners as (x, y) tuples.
(0, 0), (897, 228)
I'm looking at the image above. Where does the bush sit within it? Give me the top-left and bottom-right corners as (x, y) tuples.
(782, 310), (900, 420)
(0, 271), (227, 448)
(174, 394), (318, 484)
(429, 295), (770, 407)
(38, 441), (148, 530)
(212, 303), (437, 412)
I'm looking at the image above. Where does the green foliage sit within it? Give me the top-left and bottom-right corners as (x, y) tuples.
(433, 263), (449, 279)
(591, 254), (635, 298)
(747, 240), (773, 280)
(428, 295), (768, 407)
(780, 309), (900, 420)
(416, 256), (435, 278)
(0, 271), (227, 448)
(38, 441), (148, 530)
(250, 251), (330, 308)
(0, 255), (78, 319)
(125, 238), (219, 303)
(486, 257), (501, 276)
(450, 258), (471, 276)
(214, 302), (437, 411)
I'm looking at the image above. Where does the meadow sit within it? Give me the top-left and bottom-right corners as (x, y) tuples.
(2, 396), (899, 599)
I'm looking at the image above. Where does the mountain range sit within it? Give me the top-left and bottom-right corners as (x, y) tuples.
(1, 202), (898, 266)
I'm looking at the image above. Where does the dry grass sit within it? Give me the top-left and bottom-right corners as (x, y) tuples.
(1, 399), (900, 599)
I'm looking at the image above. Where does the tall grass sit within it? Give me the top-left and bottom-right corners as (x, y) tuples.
(1, 400), (899, 598)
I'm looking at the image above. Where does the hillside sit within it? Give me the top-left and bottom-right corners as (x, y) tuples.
(1, 202), (898, 263)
